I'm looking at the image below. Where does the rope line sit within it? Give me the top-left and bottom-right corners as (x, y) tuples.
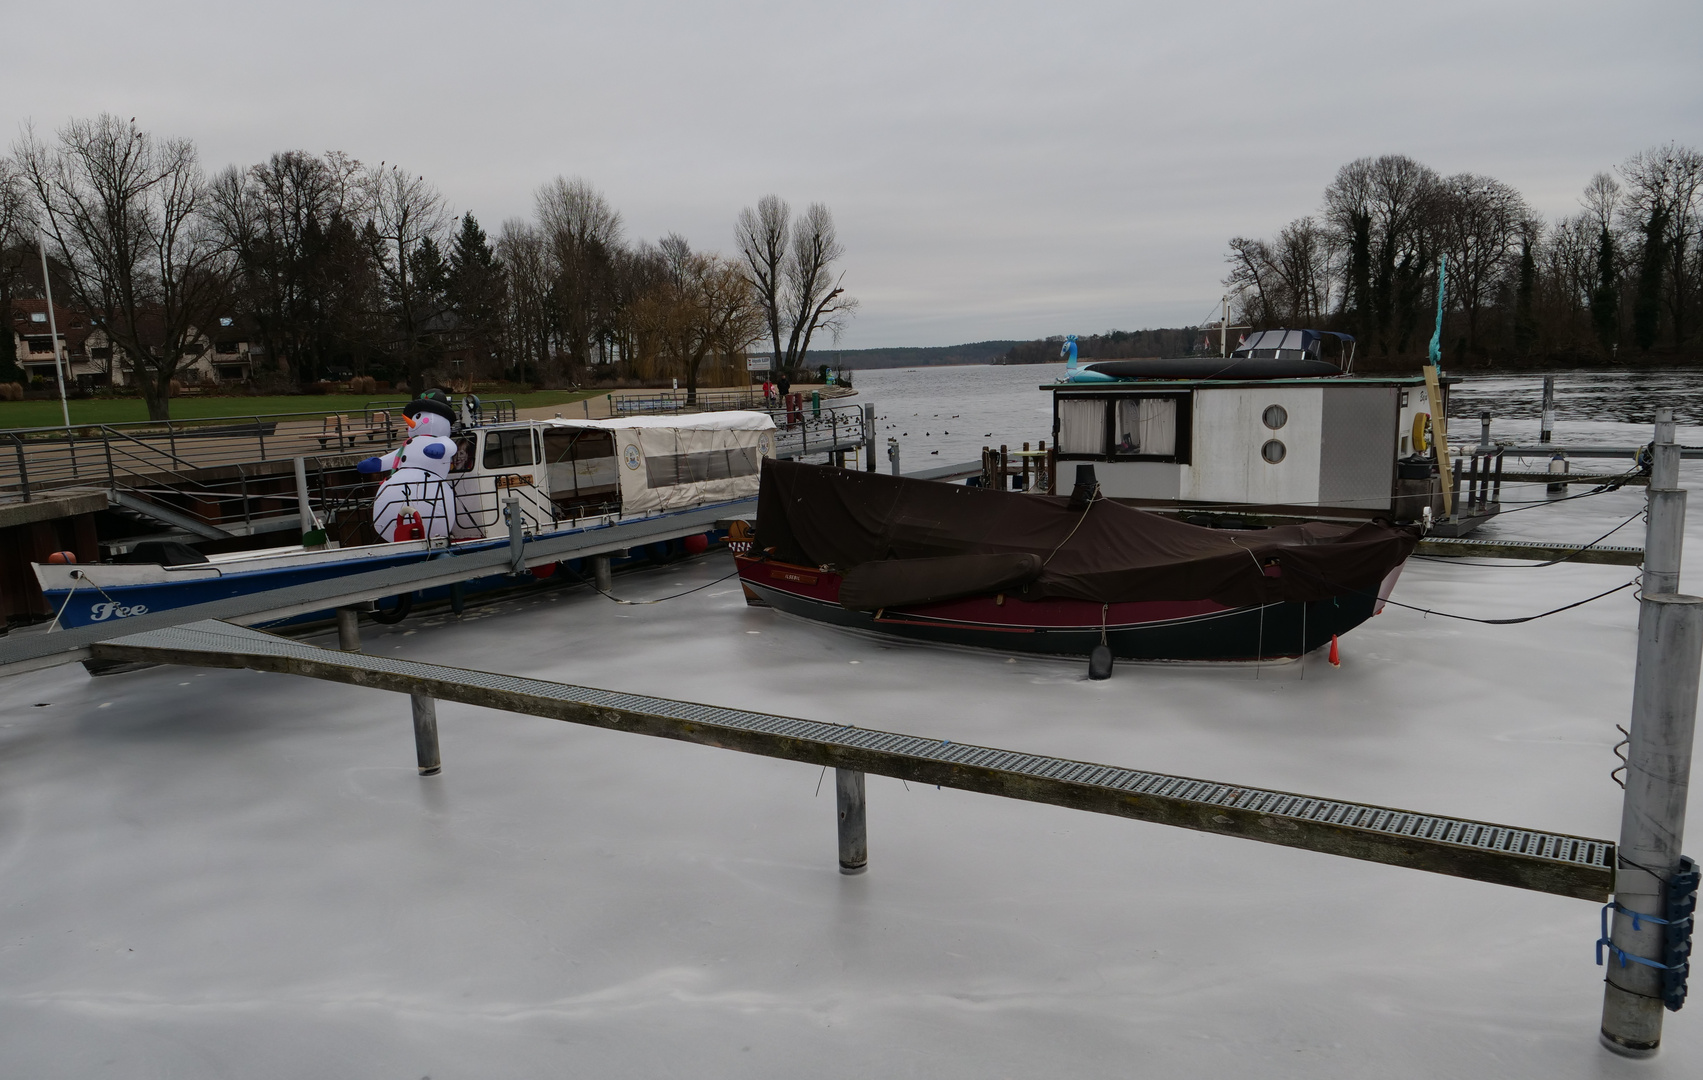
(1283, 561), (1639, 625)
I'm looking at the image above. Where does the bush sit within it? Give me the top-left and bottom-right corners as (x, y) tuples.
(0, 382), (23, 401)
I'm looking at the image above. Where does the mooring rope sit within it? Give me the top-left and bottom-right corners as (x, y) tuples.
(1283, 561), (1639, 625)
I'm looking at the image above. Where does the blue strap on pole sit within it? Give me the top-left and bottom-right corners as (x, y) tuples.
(1597, 901), (1674, 970)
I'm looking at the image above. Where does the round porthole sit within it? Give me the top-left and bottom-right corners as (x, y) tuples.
(1261, 439), (1287, 464)
(1262, 404), (1288, 430)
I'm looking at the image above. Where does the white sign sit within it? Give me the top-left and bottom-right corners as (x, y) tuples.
(746, 356), (770, 372)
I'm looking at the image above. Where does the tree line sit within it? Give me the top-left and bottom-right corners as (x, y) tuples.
(1224, 146), (1703, 367)
(0, 115), (855, 419)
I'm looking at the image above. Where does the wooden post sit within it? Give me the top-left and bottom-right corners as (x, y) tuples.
(836, 768), (867, 874)
(863, 403), (876, 472)
(1022, 442), (1031, 491)
(1423, 365), (1453, 516)
(1038, 440), (1049, 492)
(1000, 444), (1009, 491)
(411, 693), (442, 776)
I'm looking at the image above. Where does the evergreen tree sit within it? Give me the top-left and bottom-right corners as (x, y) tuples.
(446, 213), (505, 377)
(1513, 235), (1537, 355)
(1633, 204), (1668, 350)
(1591, 226), (1619, 354)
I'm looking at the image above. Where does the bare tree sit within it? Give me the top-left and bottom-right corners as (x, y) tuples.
(0, 157), (36, 379)
(1436, 173), (1529, 354)
(1224, 217), (1333, 327)
(209, 150), (370, 382)
(362, 165), (450, 394)
(495, 219), (554, 382)
(1323, 155), (1439, 355)
(535, 177), (622, 383)
(643, 234), (763, 403)
(1618, 145), (1703, 347)
(14, 115), (233, 419)
(736, 196), (856, 375)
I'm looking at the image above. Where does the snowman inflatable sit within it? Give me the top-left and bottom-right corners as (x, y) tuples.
(358, 395), (459, 541)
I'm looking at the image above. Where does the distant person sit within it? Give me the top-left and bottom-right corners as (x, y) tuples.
(762, 377), (775, 405)
(777, 373), (791, 398)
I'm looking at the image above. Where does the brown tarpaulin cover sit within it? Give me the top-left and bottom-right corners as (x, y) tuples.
(754, 459), (1417, 608)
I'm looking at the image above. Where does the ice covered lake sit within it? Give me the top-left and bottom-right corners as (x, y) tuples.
(1, 366), (1700, 1077)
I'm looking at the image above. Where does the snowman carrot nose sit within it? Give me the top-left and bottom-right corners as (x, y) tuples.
(403, 414), (417, 429)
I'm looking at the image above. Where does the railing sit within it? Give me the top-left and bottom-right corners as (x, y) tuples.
(609, 388), (769, 415)
(0, 404), (513, 503)
(770, 400), (867, 460)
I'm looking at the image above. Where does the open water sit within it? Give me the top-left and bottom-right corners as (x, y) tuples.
(1, 364), (1701, 1077)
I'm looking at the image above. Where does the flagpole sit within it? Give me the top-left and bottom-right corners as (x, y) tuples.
(37, 234), (70, 428)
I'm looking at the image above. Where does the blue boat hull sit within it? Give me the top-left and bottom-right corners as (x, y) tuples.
(42, 511), (740, 630)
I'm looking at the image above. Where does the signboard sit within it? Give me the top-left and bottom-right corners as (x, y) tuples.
(746, 356), (770, 372)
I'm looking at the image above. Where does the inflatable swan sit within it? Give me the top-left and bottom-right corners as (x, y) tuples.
(358, 396), (458, 541)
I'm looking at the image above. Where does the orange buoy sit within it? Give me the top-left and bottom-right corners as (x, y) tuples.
(46, 550), (78, 564)
(529, 562), (557, 579)
(683, 532), (710, 555)
(1328, 634), (1340, 667)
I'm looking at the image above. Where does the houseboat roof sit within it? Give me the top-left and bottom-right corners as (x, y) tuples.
(1044, 373), (1455, 392)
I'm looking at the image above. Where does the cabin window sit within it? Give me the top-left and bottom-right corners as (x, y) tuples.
(482, 429), (537, 469)
(450, 436), (478, 474)
(1055, 393), (1190, 462)
(1057, 399), (1107, 455)
(645, 447), (762, 488)
(1113, 398), (1177, 456)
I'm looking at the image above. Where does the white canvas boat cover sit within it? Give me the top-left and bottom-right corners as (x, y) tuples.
(546, 411), (777, 513)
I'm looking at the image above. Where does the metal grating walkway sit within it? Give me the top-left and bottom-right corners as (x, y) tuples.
(94, 620), (1616, 902)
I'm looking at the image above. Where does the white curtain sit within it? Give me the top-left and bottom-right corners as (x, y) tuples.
(1138, 398), (1176, 455)
(1058, 399), (1107, 455)
(1112, 398), (1176, 455)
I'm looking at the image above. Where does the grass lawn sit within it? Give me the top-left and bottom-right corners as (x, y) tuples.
(0, 390), (600, 429)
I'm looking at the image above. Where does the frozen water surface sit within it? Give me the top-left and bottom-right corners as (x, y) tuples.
(2, 369), (1702, 1077)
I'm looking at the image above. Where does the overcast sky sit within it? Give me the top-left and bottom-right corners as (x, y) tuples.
(8, 1), (1701, 348)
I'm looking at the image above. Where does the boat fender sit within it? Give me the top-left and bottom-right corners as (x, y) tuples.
(1329, 634), (1340, 667)
(47, 550), (77, 564)
(1088, 644), (1113, 680)
(1411, 412), (1431, 454)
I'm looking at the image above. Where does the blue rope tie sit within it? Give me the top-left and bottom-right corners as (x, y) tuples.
(1596, 902), (1674, 971)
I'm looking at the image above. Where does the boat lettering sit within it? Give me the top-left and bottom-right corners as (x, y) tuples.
(770, 569), (818, 585)
(89, 600), (149, 621)
(494, 473), (535, 489)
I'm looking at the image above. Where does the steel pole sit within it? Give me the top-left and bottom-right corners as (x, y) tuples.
(1644, 409), (1684, 597)
(335, 608), (361, 652)
(1541, 375), (1556, 444)
(835, 768), (867, 874)
(410, 693), (442, 776)
(1601, 408), (1700, 1057)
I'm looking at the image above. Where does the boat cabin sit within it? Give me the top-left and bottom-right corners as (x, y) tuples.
(1047, 373), (1454, 521)
(443, 412), (777, 539)
(1231, 328), (1355, 367)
